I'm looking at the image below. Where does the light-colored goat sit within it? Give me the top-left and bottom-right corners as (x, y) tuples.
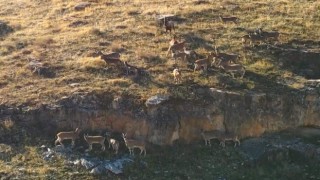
(200, 129), (224, 146)
(55, 128), (81, 147)
(171, 51), (186, 62)
(172, 68), (182, 84)
(169, 35), (179, 46)
(105, 132), (119, 154)
(167, 41), (186, 56)
(194, 53), (214, 72)
(219, 132), (241, 148)
(219, 63), (246, 78)
(219, 15), (239, 24)
(183, 47), (198, 60)
(122, 133), (146, 156)
(84, 134), (106, 151)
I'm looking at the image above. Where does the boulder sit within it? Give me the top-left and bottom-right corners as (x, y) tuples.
(145, 94), (170, 107)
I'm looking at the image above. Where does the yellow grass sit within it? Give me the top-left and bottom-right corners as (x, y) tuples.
(0, 0), (318, 106)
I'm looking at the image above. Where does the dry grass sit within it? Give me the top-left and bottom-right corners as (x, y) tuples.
(0, 0), (319, 106)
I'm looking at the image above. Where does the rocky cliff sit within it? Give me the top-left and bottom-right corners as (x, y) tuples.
(1, 86), (320, 145)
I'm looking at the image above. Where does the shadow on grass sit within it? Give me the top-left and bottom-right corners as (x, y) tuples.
(245, 40), (320, 79)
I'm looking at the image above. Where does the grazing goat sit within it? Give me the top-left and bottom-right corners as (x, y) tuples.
(242, 34), (266, 46)
(171, 51), (186, 62)
(200, 129), (224, 146)
(55, 128), (81, 147)
(259, 30), (280, 41)
(211, 46), (239, 67)
(246, 28), (263, 35)
(194, 52), (214, 72)
(219, 15), (239, 24)
(219, 132), (241, 147)
(164, 17), (175, 34)
(84, 134), (106, 151)
(183, 47), (198, 60)
(219, 63), (245, 78)
(97, 51), (122, 65)
(105, 132), (119, 154)
(122, 133), (146, 156)
(172, 68), (182, 84)
(123, 61), (138, 75)
(167, 41), (186, 56)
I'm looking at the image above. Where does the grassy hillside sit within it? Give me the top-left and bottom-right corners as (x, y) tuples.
(0, 0), (320, 107)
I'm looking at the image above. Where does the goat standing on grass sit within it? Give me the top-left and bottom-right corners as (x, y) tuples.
(96, 51), (122, 66)
(164, 17), (175, 34)
(183, 47), (198, 61)
(171, 51), (186, 63)
(219, 63), (246, 78)
(172, 68), (182, 84)
(55, 128), (81, 148)
(242, 34), (266, 46)
(211, 46), (239, 67)
(167, 41), (186, 56)
(219, 15), (239, 24)
(84, 134), (106, 151)
(122, 133), (146, 156)
(169, 35), (179, 46)
(194, 52), (214, 73)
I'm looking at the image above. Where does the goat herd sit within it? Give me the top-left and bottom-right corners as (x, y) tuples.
(54, 128), (240, 156)
(96, 15), (280, 84)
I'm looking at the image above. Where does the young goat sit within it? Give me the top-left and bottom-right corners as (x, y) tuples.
(219, 132), (241, 148)
(200, 129), (224, 146)
(105, 132), (119, 154)
(219, 15), (239, 24)
(172, 68), (182, 84)
(55, 128), (81, 147)
(194, 52), (214, 72)
(122, 133), (146, 156)
(167, 41), (186, 56)
(84, 134), (106, 151)
(219, 63), (246, 78)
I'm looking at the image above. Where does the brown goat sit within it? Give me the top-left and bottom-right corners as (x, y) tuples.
(164, 17), (175, 34)
(167, 41), (186, 56)
(194, 53), (214, 72)
(55, 128), (81, 147)
(219, 15), (239, 24)
(97, 51), (122, 65)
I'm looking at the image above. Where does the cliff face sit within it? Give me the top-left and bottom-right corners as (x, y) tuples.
(1, 87), (320, 145)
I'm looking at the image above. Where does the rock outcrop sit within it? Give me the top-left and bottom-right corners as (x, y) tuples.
(1, 86), (320, 145)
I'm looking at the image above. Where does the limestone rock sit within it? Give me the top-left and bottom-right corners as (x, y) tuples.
(145, 94), (170, 107)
